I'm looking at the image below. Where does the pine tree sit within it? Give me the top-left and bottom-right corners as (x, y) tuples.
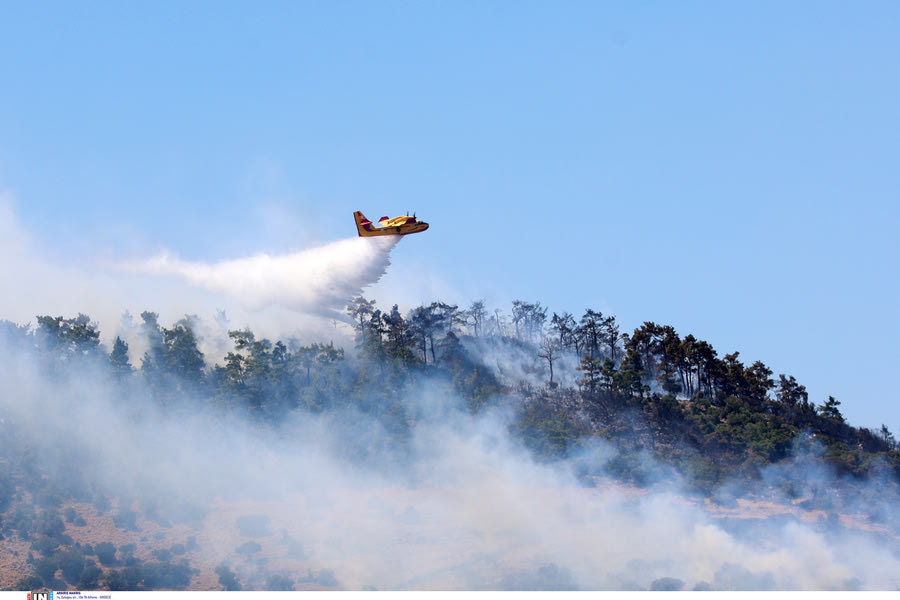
(108, 336), (133, 382)
(817, 396), (845, 423)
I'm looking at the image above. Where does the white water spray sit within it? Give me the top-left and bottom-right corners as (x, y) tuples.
(129, 236), (400, 318)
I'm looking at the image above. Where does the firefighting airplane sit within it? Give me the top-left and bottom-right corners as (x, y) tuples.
(354, 211), (429, 237)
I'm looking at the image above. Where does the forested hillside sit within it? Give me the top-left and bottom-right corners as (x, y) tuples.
(1, 296), (899, 591)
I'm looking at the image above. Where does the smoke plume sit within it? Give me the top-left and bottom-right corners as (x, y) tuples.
(2, 331), (899, 591)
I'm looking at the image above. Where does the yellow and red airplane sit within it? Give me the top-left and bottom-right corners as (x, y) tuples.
(354, 211), (429, 237)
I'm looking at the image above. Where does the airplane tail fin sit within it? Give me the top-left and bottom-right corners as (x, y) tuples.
(353, 211), (370, 236)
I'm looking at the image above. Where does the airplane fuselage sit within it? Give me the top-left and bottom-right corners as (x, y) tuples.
(354, 211), (429, 237)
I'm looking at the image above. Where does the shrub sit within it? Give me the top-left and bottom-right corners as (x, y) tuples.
(651, 577), (685, 591)
(236, 541), (261, 555)
(57, 547), (86, 584)
(15, 574), (45, 590)
(32, 556), (58, 583)
(113, 507), (138, 531)
(104, 570), (127, 591)
(104, 567), (143, 591)
(8, 505), (36, 538)
(94, 541), (117, 566)
(31, 535), (61, 556)
(152, 548), (173, 562)
(215, 564), (242, 591)
(35, 510), (68, 541)
(266, 574), (294, 591)
(119, 543), (137, 566)
(79, 563), (103, 588)
(141, 560), (193, 590)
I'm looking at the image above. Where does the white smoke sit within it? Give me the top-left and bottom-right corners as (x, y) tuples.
(124, 236), (400, 319)
(2, 346), (899, 591)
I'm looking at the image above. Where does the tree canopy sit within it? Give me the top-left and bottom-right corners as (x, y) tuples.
(1, 295), (895, 488)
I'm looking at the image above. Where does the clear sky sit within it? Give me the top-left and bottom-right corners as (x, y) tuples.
(1, 2), (898, 433)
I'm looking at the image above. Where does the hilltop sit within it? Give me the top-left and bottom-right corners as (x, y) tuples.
(1, 297), (899, 590)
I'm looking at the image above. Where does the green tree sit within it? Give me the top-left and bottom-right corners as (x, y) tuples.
(656, 325), (683, 395)
(776, 374), (810, 420)
(626, 322), (682, 394)
(163, 317), (205, 383)
(577, 355), (603, 396)
(108, 336), (133, 382)
(617, 347), (649, 398)
(346, 296), (377, 336)
(817, 396), (845, 423)
(578, 309), (606, 359)
(689, 338), (718, 399)
(294, 341), (345, 411)
(220, 329), (278, 410)
(382, 304), (418, 369)
(359, 308), (387, 366)
(600, 314), (621, 363)
(879, 424), (896, 450)
(550, 311), (579, 354)
(432, 301), (464, 336)
(139, 311), (166, 368)
(140, 313), (205, 405)
(408, 304), (440, 365)
(717, 352), (747, 400)
(35, 313), (101, 370)
(294, 344), (318, 386)
(140, 311), (168, 400)
(744, 360), (775, 406)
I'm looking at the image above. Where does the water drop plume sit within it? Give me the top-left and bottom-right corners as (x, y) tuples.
(133, 236), (400, 318)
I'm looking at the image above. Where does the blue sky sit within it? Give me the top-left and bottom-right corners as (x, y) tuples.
(1, 2), (898, 432)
